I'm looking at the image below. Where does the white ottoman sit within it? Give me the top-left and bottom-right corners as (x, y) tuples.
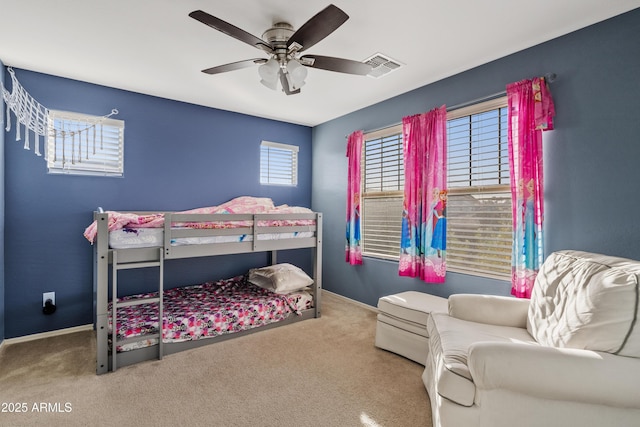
(375, 291), (447, 365)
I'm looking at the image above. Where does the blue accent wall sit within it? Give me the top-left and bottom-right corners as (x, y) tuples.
(312, 9), (640, 307)
(0, 58), (5, 344)
(3, 69), (312, 338)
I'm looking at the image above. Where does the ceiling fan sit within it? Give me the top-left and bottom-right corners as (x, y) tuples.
(189, 4), (372, 95)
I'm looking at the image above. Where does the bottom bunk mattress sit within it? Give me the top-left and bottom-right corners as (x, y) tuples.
(109, 275), (313, 352)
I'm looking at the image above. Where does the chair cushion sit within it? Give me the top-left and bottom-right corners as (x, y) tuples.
(427, 312), (537, 406)
(528, 250), (640, 357)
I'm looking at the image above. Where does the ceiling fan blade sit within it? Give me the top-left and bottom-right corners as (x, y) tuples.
(279, 70), (301, 95)
(301, 55), (372, 75)
(202, 58), (267, 75)
(287, 4), (348, 52)
(189, 10), (273, 53)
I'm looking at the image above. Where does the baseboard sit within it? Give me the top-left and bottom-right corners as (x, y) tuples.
(322, 289), (378, 313)
(4, 324), (93, 345)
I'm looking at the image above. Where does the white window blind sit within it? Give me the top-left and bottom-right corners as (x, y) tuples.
(47, 110), (124, 177)
(260, 141), (298, 186)
(362, 196), (403, 259)
(446, 97), (512, 280)
(361, 126), (403, 259)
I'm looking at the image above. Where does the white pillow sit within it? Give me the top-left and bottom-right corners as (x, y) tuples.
(248, 263), (314, 294)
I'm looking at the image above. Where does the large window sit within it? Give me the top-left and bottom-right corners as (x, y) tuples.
(360, 97), (512, 279)
(47, 110), (124, 177)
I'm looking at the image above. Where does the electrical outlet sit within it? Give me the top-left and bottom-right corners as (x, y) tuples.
(43, 292), (55, 307)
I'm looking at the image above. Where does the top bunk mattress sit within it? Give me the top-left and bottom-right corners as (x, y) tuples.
(85, 196), (318, 249)
(109, 227), (315, 249)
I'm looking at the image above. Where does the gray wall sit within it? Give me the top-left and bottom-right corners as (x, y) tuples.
(311, 9), (640, 307)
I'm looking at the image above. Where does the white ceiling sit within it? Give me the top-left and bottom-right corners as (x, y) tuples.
(1, 1), (639, 126)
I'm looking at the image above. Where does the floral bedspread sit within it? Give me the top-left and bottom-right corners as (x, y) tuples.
(109, 275), (313, 352)
(85, 196), (314, 244)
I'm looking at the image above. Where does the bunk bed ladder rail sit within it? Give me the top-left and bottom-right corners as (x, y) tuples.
(111, 247), (164, 372)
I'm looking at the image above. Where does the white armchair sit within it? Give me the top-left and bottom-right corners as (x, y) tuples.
(422, 250), (640, 427)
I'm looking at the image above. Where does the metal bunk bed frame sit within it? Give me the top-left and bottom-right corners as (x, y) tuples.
(93, 211), (323, 375)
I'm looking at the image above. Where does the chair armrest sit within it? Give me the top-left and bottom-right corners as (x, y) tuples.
(468, 342), (640, 409)
(448, 294), (529, 328)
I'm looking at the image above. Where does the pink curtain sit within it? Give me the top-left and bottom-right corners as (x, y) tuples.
(398, 106), (447, 282)
(345, 130), (363, 265)
(507, 77), (555, 298)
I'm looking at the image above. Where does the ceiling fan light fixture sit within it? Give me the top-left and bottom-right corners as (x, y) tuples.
(258, 58), (280, 88)
(286, 59), (308, 89)
(260, 78), (278, 91)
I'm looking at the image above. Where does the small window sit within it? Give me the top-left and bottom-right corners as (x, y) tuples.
(260, 141), (298, 186)
(47, 110), (124, 177)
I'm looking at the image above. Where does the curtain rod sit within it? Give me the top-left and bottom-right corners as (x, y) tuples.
(446, 72), (557, 112)
(348, 72), (557, 138)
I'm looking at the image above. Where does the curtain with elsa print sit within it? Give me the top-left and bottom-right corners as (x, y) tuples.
(507, 77), (555, 298)
(345, 130), (364, 265)
(398, 106), (447, 282)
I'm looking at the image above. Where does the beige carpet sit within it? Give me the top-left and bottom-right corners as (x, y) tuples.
(0, 292), (432, 427)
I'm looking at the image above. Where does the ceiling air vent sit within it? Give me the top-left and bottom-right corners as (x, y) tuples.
(363, 53), (403, 78)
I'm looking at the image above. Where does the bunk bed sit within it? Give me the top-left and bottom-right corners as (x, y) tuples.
(88, 197), (322, 375)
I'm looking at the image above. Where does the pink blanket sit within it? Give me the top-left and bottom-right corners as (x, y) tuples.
(84, 196), (313, 244)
